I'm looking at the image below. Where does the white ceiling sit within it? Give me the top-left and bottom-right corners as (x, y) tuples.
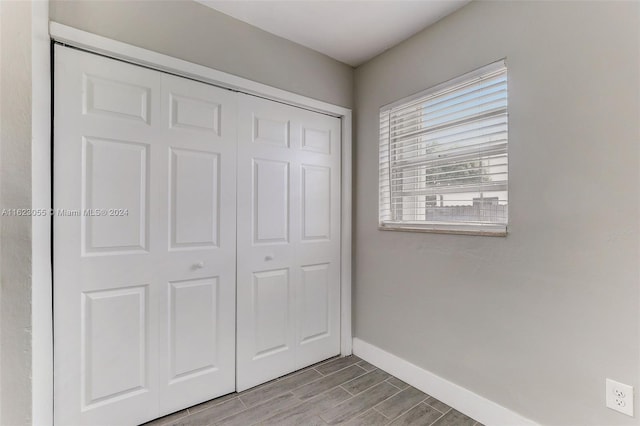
(195, 0), (471, 67)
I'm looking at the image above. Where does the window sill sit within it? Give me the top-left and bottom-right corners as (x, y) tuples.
(378, 222), (507, 237)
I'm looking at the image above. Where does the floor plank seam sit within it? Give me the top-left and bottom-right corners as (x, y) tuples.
(429, 409), (447, 426)
(384, 378), (401, 390)
(319, 383), (403, 425)
(426, 401), (451, 415)
(338, 385), (354, 396)
(373, 406), (390, 419)
(383, 399), (424, 423)
(369, 387), (404, 416)
(149, 356), (480, 426)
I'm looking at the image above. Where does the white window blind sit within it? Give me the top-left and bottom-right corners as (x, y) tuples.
(379, 60), (508, 235)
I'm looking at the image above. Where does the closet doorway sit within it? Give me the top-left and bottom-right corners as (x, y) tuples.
(53, 45), (342, 426)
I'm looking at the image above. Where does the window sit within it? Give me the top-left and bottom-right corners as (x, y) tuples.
(379, 60), (508, 236)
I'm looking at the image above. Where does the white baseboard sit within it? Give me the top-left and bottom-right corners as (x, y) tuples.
(352, 338), (538, 426)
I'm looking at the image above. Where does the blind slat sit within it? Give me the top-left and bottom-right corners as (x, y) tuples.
(388, 77), (507, 123)
(390, 108), (507, 143)
(388, 123), (507, 154)
(394, 182), (508, 197)
(390, 93), (507, 136)
(390, 136), (508, 163)
(392, 146), (507, 170)
(385, 65), (508, 113)
(388, 169), (508, 186)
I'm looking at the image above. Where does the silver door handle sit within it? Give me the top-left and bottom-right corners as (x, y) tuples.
(192, 261), (205, 270)
(265, 255), (274, 261)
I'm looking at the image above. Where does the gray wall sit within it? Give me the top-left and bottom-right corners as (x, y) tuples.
(354, 1), (640, 425)
(49, 0), (354, 109)
(0, 1), (33, 424)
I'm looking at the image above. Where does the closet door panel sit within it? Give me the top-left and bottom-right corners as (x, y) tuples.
(236, 94), (341, 391)
(54, 47), (237, 425)
(294, 111), (342, 370)
(157, 74), (237, 415)
(236, 98), (297, 390)
(54, 45), (161, 426)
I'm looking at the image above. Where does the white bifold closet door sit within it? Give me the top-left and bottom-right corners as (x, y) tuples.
(54, 46), (237, 425)
(236, 94), (342, 391)
(54, 45), (343, 425)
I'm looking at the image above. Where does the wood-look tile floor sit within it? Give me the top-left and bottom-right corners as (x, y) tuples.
(143, 356), (483, 426)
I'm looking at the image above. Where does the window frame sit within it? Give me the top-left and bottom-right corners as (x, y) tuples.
(378, 59), (508, 237)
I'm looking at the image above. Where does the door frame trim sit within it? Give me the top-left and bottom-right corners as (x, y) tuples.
(49, 22), (351, 119)
(42, 21), (352, 424)
(32, 3), (53, 426)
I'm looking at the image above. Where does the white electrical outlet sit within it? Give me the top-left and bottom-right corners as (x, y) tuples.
(606, 378), (634, 417)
